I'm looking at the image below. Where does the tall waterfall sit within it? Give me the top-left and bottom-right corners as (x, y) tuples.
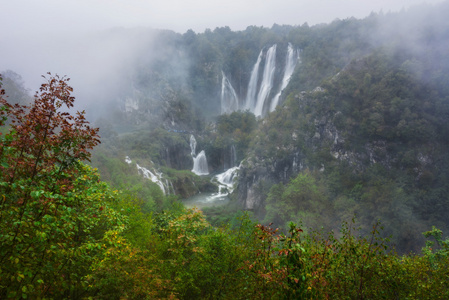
(254, 44), (277, 117)
(220, 43), (298, 117)
(245, 50), (263, 112)
(192, 150), (209, 175)
(221, 71), (239, 114)
(270, 43), (299, 112)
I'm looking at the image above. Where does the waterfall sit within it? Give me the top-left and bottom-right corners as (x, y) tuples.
(230, 144), (237, 167)
(190, 134), (197, 156)
(221, 43), (297, 117)
(221, 71), (239, 114)
(190, 135), (209, 175)
(215, 166), (239, 194)
(136, 163), (167, 195)
(254, 44), (277, 117)
(245, 50), (263, 112)
(192, 150), (209, 175)
(270, 43), (299, 112)
(224, 144), (238, 170)
(126, 156), (172, 195)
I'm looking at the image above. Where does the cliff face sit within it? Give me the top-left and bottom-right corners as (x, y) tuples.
(237, 53), (449, 220)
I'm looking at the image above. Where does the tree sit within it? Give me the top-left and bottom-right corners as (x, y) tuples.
(0, 74), (126, 298)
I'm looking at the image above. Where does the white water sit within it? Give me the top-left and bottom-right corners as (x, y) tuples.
(125, 156), (172, 195)
(136, 163), (167, 195)
(245, 50), (263, 111)
(221, 71), (239, 114)
(219, 43), (299, 117)
(215, 166), (239, 194)
(183, 166), (239, 209)
(190, 135), (209, 175)
(190, 134), (197, 156)
(254, 44), (277, 117)
(230, 144), (237, 168)
(192, 150), (209, 175)
(270, 43), (299, 112)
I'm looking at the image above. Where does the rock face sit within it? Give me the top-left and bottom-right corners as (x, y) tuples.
(163, 143), (192, 170)
(235, 89), (438, 212)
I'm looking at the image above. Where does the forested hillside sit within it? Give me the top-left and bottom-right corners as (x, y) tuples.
(81, 2), (449, 253)
(2, 1), (449, 298)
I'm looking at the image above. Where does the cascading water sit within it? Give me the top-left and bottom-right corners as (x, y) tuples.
(190, 135), (209, 175)
(192, 150), (209, 175)
(136, 163), (167, 194)
(221, 71), (239, 114)
(230, 144), (237, 168)
(254, 44), (277, 117)
(126, 156), (173, 195)
(215, 166), (239, 194)
(223, 144), (238, 170)
(270, 43), (299, 112)
(220, 43), (299, 117)
(245, 50), (263, 112)
(190, 134), (197, 156)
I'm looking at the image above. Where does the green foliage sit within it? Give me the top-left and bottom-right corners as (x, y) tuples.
(422, 226), (449, 266)
(264, 171), (334, 233)
(206, 110), (257, 170)
(90, 152), (163, 211)
(116, 127), (192, 170)
(0, 74), (126, 298)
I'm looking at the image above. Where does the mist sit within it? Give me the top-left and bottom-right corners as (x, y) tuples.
(1, 28), (185, 121)
(1, 0), (447, 122)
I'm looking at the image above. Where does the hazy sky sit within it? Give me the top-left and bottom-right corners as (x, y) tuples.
(1, 0), (445, 36)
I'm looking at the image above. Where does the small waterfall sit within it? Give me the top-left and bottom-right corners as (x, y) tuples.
(192, 150), (209, 175)
(230, 144), (237, 167)
(221, 71), (239, 114)
(270, 43), (299, 112)
(190, 134), (197, 156)
(136, 163), (167, 195)
(245, 50), (263, 112)
(224, 144), (238, 170)
(126, 156), (172, 195)
(215, 166), (239, 194)
(190, 135), (209, 175)
(254, 44), (277, 117)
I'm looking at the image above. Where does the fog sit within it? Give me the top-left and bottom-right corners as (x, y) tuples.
(1, 0), (444, 35)
(0, 0), (446, 119)
(1, 28), (166, 117)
